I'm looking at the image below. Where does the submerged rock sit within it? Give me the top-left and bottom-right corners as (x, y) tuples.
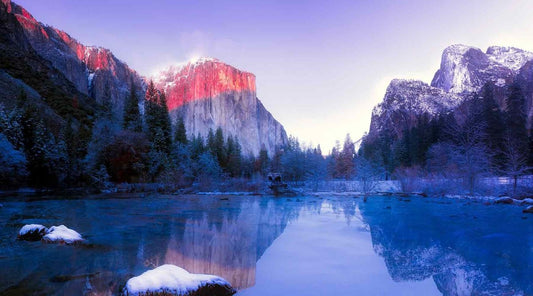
(122, 264), (235, 296)
(18, 224), (47, 241)
(523, 206), (533, 214)
(494, 197), (514, 204)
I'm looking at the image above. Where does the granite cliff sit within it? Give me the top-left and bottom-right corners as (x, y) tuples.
(153, 58), (288, 156)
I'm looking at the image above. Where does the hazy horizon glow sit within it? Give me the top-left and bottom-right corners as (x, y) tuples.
(15, 0), (533, 152)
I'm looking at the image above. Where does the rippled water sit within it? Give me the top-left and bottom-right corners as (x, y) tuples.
(0, 194), (531, 295)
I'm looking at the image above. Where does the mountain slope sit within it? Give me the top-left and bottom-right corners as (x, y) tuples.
(0, 0), (96, 131)
(8, 0), (144, 116)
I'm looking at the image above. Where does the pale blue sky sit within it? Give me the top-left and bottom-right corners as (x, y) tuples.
(16, 0), (533, 152)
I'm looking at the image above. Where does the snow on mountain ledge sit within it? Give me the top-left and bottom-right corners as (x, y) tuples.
(123, 264), (235, 296)
(486, 46), (533, 72)
(369, 79), (462, 135)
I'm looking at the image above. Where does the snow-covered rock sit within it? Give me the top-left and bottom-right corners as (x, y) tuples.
(523, 206), (533, 213)
(18, 224), (47, 241)
(122, 264), (235, 296)
(42, 225), (84, 244)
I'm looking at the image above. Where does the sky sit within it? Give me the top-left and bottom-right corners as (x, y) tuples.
(15, 0), (533, 153)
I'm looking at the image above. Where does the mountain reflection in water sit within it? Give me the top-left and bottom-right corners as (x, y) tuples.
(0, 195), (531, 295)
(357, 197), (533, 295)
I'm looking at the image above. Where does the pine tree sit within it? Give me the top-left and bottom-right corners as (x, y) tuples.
(256, 148), (270, 176)
(123, 80), (142, 132)
(214, 127), (226, 167)
(502, 82), (529, 186)
(190, 133), (205, 160)
(207, 128), (215, 155)
(335, 134), (355, 179)
(505, 82), (528, 152)
(144, 81), (171, 153)
(101, 82), (113, 119)
(480, 82), (505, 169)
(225, 135), (242, 177)
(174, 116), (188, 144)
(158, 91), (172, 152)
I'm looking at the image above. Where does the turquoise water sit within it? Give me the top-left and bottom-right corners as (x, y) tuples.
(0, 194), (531, 295)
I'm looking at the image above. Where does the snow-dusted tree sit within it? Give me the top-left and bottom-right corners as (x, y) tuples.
(0, 133), (27, 187)
(197, 151), (222, 189)
(354, 156), (384, 198)
(167, 142), (194, 186)
(84, 87), (120, 186)
(280, 136), (307, 182)
(0, 103), (24, 151)
(305, 146), (327, 191)
(501, 132), (530, 196)
(444, 97), (490, 194)
(332, 134), (355, 179)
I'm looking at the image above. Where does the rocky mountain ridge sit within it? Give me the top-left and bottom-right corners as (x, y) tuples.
(369, 44), (533, 137)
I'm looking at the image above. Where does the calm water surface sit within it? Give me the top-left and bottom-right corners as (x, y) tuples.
(0, 194), (531, 295)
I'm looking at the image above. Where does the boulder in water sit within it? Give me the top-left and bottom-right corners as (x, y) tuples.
(42, 225), (84, 245)
(122, 264), (236, 296)
(18, 224), (48, 241)
(523, 206), (533, 214)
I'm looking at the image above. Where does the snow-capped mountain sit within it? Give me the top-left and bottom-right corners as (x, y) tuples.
(369, 44), (533, 138)
(153, 58), (288, 156)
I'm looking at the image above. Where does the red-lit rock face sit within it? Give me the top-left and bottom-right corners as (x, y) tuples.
(11, 4), (119, 75)
(2, 0), (12, 13)
(154, 58), (256, 111)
